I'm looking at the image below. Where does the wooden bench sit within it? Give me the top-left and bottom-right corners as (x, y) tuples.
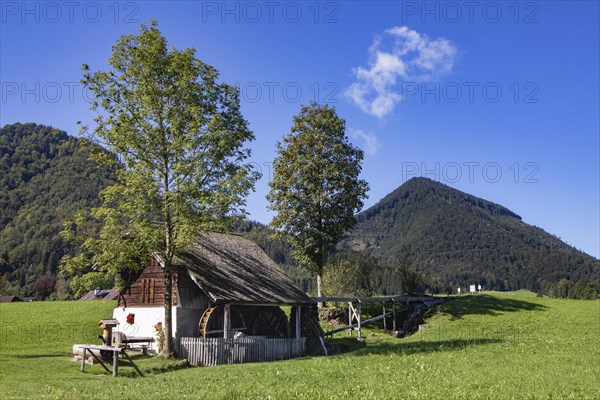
(79, 345), (143, 377)
(117, 337), (155, 354)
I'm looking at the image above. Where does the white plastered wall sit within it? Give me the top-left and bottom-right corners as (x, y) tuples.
(112, 306), (205, 352)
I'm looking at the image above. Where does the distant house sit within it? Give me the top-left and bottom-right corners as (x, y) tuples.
(79, 289), (119, 301)
(0, 295), (23, 303)
(112, 232), (322, 362)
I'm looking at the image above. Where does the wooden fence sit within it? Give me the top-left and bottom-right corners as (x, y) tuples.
(178, 337), (307, 366)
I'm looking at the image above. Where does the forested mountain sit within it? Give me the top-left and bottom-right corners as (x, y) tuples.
(340, 177), (599, 299)
(0, 123), (116, 297)
(0, 123), (597, 300)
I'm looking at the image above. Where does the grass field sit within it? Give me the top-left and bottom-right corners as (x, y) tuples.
(0, 291), (598, 399)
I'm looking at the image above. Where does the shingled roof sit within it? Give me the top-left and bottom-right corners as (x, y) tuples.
(174, 232), (313, 305)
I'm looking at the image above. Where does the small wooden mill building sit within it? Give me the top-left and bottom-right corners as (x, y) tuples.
(113, 232), (320, 365)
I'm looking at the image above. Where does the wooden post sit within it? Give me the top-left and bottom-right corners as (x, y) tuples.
(382, 303), (387, 331)
(348, 302), (353, 337)
(392, 300), (397, 332)
(357, 301), (362, 339)
(80, 347), (86, 372)
(223, 304), (231, 339)
(295, 306), (301, 339)
(112, 350), (119, 377)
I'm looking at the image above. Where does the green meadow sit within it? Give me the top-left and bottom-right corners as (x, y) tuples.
(0, 291), (598, 399)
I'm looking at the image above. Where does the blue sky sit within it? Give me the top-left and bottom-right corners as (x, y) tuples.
(1, 1), (599, 258)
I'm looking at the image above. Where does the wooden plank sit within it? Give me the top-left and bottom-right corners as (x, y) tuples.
(313, 296), (433, 303)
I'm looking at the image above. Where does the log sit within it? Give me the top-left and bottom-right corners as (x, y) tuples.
(72, 344), (96, 355)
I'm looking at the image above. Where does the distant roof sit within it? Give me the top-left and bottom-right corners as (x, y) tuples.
(174, 232), (313, 305)
(0, 295), (23, 302)
(79, 289), (119, 301)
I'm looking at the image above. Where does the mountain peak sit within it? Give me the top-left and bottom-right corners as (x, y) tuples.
(359, 177), (521, 224)
(345, 179), (598, 294)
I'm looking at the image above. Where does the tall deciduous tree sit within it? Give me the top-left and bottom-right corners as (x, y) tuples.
(267, 102), (368, 301)
(62, 21), (258, 355)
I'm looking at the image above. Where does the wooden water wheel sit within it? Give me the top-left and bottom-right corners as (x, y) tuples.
(198, 305), (247, 338)
(250, 307), (289, 338)
(199, 306), (218, 338)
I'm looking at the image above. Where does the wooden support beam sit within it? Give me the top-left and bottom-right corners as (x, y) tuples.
(357, 301), (362, 339)
(324, 311), (393, 336)
(80, 347), (86, 372)
(313, 296), (433, 303)
(112, 350), (119, 377)
(382, 303), (387, 331)
(121, 349), (144, 377)
(392, 301), (397, 332)
(223, 304), (231, 339)
(295, 306), (301, 339)
(348, 302), (354, 337)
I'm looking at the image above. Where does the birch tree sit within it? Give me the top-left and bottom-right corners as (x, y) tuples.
(62, 21), (258, 356)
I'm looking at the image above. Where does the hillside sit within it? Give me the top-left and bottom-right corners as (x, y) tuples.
(341, 177), (599, 298)
(0, 123), (116, 297)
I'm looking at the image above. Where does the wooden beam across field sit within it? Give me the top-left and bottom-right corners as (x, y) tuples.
(324, 311), (393, 336)
(312, 296), (433, 303)
(316, 296), (447, 339)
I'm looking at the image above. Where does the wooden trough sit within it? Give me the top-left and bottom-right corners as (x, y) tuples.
(314, 296), (448, 339)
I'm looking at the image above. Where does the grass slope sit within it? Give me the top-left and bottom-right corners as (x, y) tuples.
(0, 292), (598, 399)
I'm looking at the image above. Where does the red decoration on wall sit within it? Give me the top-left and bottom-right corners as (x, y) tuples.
(126, 313), (135, 324)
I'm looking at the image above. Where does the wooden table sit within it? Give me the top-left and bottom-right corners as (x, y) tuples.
(119, 337), (155, 354)
(79, 345), (144, 377)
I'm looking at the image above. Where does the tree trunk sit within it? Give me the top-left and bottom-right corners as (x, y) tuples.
(317, 274), (323, 309)
(162, 262), (174, 357)
(162, 163), (174, 357)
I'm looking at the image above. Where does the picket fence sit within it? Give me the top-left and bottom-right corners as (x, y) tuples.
(178, 337), (307, 366)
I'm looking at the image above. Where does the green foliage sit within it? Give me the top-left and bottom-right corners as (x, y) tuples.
(341, 177), (600, 300)
(68, 272), (116, 299)
(0, 123), (117, 296)
(267, 102), (368, 296)
(32, 272), (56, 300)
(323, 253), (429, 296)
(1, 292), (598, 399)
(322, 259), (363, 297)
(72, 20), (258, 274)
(70, 20), (258, 354)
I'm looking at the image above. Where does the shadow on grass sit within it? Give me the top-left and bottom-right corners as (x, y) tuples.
(353, 338), (503, 357)
(441, 294), (546, 320)
(11, 352), (69, 359)
(325, 336), (368, 355)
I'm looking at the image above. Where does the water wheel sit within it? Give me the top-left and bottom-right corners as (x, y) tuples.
(250, 307), (289, 338)
(199, 306), (218, 338)
(198, 305), (247, 338)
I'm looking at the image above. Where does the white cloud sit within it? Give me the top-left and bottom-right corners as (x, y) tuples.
(345, 26), (457, 118)
(348, 127), (380, 156)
